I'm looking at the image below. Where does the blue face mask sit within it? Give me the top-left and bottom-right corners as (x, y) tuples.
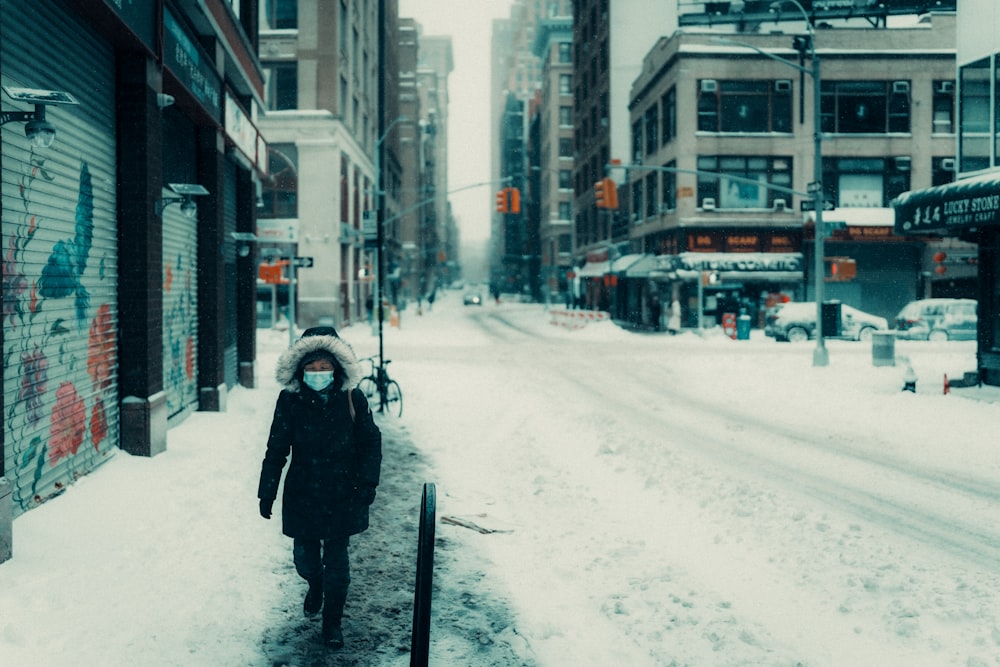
(303, 370), (335, 392)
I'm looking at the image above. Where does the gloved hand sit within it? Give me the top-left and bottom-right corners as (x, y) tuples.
(359, 485), (377, 506)
(259, 498), (273, 519)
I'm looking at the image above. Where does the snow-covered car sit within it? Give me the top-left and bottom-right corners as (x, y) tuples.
(894, 298), (978, 341)
(463, 292), (483, 306)
(764, 302), (888, 342)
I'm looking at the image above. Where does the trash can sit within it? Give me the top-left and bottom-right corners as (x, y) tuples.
(736, 308), (752, 340)
(821, 300), (842, 338)
(871, 331), (896, 367)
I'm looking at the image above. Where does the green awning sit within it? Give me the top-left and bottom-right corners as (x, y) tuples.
(893, 173), (1000, 236)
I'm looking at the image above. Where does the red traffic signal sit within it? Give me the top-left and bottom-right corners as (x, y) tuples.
(593, 177), (618, 209)
(507, 187), (521, 214)
(495, 189), (508, 213)
(824, 256), (857, 282)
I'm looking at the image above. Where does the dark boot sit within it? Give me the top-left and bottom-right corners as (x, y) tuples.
(321, 616), (344, 648)
(322, 588), (347, 648)
(303, 579), (323, 616)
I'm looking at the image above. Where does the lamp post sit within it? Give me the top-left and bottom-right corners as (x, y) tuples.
(771, 0), (828, 367)
(372, 116), (409, 383)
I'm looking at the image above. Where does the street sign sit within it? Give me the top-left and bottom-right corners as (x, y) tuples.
(293, 256), (314, 268)
(801, 199), (835, 211)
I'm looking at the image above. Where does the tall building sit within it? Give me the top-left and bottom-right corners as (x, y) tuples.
(571, 0), (677, 310)
(893, 0), (1000, 386)
(257, 0), (396, 328)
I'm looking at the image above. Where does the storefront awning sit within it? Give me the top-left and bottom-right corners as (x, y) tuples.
(610, 253), (644, 273)
(893, 172), (1000, 236)
(625, 254), (660, 278)
(576, 260), (609, 277)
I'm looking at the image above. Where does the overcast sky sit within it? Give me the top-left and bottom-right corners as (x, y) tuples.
(398, 0), (514, 244)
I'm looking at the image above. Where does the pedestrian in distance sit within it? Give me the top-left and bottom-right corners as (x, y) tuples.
(257, 325), (382, 649)
(667, 299), (682, 335)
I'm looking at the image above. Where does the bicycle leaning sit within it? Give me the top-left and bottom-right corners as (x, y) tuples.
(357, 356), (403, 417)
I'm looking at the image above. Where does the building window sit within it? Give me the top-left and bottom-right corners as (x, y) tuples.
(959, 57), (991, 172)
(645, 173), (657, 219)
(559, 106), (573, 126)
(559, 202), (572, 221)
(558, 42), (572, 63)
(559, 137), (573, 158)
(662, 87), (676, 145)
(263, 62), (297, 110)
(822, 157), (910, 207)
(260, 144), (298, 218)
(644, 106), (658, 155)
(697, 80), (792, 133)
(631, 179), (643, 223)
(632, 119), (643, 162)
(261, 0), (297, 29)
(661, 161), (676, 212)
(820, 80), (911, 134)
(932, 80), (955, 134)
(697, 156), (792, 209)
(559, 170), (572, 189)
(559, 74), (572, 95)
(932, 157), (956, 187)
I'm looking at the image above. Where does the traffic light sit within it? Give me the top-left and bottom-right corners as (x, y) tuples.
(508, 187), (521, 214)
(593, 177), (618, 209)
(495, 189), (508, 213)
(824, 257), (857, 282)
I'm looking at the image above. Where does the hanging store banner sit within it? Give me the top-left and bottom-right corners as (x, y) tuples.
(163, 7), (222, 120)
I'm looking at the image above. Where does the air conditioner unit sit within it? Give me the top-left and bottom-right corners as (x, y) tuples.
(701, 197), (716, 210)
(700, 79), (718, 93)
(892, 80), (910, 94)
(775, 79), (792, 93)
(936, 81), (955, 94)
(894, 156), (912, 171)
(941, 158), (956, 171)
(773, 198), (788, 211)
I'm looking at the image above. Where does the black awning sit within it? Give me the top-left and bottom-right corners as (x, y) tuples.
(893, 173), (1000, 236)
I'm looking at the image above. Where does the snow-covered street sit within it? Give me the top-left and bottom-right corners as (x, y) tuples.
(1, 293), (998, 665)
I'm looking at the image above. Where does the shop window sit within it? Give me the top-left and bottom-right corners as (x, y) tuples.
(697, 80), (792, 133)
(697, 156), (792, 209)
(820, 80), (911, 134)
(822, 157), (910, 207)
(263, 62), (297, 111)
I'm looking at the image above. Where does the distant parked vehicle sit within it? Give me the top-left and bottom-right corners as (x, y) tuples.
(894, 298), (977, 341)
(764, 302), (888, 342)
(463, 292), (483, 306)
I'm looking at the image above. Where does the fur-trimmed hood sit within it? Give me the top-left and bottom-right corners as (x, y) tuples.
(275, 333), (363, 393)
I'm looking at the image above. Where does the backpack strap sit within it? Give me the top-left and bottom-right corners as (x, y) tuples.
(347, 387), (356, 422)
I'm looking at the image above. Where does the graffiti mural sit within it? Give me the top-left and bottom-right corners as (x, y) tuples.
(3, 155), (118, 514)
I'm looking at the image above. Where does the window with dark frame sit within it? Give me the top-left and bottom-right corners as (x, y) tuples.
(821, 157), (911, 208)
(696, 156), (792, 209)
(697, 80), (792, 133)
(820, 80), (911, 134)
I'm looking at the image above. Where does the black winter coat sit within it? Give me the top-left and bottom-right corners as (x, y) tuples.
(257, 332), (382, 540)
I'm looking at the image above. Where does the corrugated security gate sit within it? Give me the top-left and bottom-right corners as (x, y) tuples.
(162, 189), (199, 419)
(224, 159), (239, 388)
(1, 0), (119, 516)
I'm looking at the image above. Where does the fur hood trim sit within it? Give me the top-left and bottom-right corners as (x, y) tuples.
(275, 334), (362, 392)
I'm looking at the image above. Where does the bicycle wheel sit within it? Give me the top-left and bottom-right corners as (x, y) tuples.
(358, 376), (378, 401)
(384, 380), (403, 417)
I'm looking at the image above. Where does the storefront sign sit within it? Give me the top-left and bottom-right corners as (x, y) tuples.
(164, 7), (222, 120)
(103, 0), (155, 49)
(894, 173), (1000, 235)
(257, 218), (299, 243)
(668, 252), (803, 273)
(225, 92), (258, 167)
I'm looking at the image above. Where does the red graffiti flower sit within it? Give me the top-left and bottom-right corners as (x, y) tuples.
(185, 337), (195, 380)
(87, 303), (116, 391)
(49, 383), (86, 465)
(90, 398), (108, 448)
(19, 347), (48, 425)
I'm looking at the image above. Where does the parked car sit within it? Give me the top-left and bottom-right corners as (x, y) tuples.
(764, 302), (888, 342)
(463, 292), (483, 306)
(894, 298), (978, 341)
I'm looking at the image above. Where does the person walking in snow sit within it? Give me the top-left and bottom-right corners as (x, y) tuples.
(257, 326), (382, 649)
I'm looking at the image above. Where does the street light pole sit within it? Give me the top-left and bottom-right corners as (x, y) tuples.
(372, 116), (409, 386)
(772, 0), (828, 367)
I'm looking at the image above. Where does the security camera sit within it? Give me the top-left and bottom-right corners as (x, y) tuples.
(24, 117), (56, 148)
(157, 93), (175, 109)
